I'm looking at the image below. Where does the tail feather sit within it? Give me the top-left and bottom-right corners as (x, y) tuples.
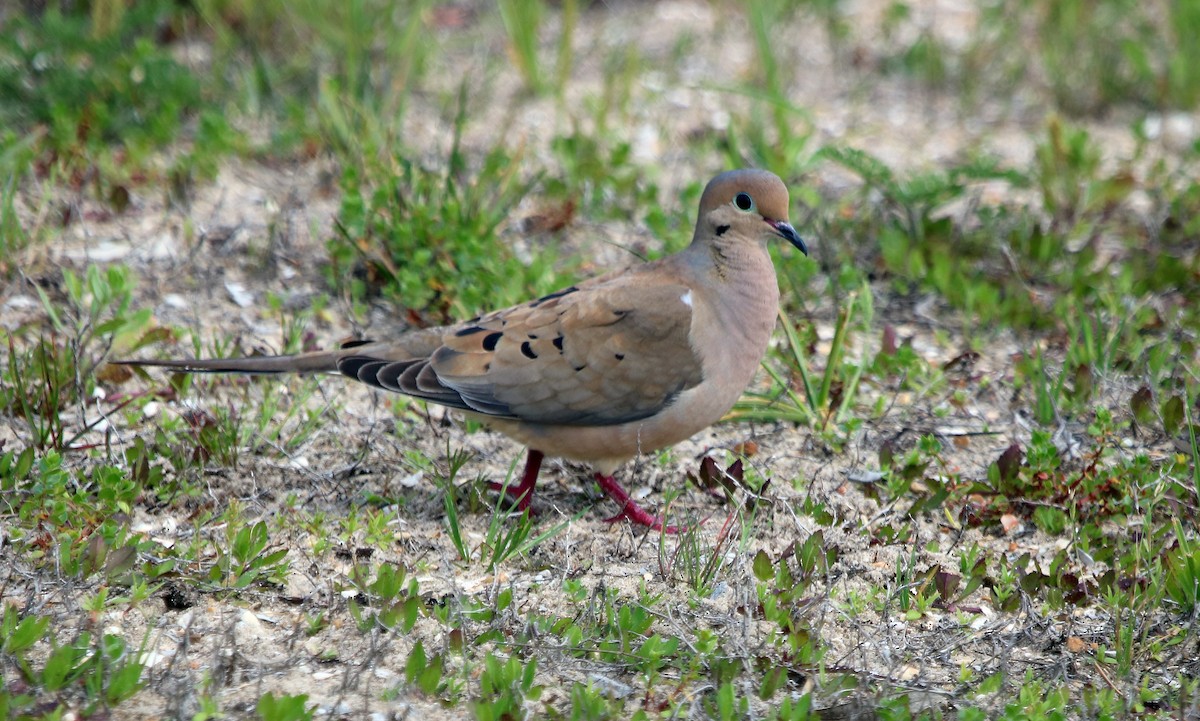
(113, 350), (344, 375)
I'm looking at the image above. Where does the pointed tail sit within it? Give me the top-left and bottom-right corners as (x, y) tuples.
(112, 349), (344, 375)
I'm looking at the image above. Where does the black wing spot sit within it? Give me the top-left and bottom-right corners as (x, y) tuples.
(483, 332), (503, 351)
(531, 286), (579, 306)
(553, 335), (564, 352)
(715, 224), (730, 236)
(528, 333), (538, 339)
(455, 326), (487, 337)
(520, 341), (537, 359)
(340, 338), (374, 349)
(573, 364), (587, 372)
(615, 353), (625, 361)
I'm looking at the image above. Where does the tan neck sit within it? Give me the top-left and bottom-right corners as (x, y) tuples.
(680, 238), (781, 350)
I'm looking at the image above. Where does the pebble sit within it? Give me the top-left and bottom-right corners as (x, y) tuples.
(234, 608), (266, 642)
(225, 281), (254, 308)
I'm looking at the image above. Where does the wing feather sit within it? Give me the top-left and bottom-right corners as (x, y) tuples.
(333, 278), (705, 427)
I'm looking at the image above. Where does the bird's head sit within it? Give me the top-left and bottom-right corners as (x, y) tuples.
(695, 169), (808, 256)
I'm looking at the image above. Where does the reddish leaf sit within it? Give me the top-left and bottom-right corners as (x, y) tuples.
(995, 443), (1023, 483)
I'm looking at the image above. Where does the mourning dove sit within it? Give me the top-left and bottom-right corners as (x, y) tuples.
(116, 169), (808, 532)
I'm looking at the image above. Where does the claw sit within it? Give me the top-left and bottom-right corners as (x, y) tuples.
(594, 473), (684, 534)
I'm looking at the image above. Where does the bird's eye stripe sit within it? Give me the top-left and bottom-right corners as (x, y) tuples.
(734, 192), (753, 211)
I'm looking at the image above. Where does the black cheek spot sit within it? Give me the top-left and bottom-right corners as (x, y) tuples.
(528, 334), (538, 339)
(520, 342), (538, 359)
(715, 224), (730, 236)
(482, 332), (503, 351)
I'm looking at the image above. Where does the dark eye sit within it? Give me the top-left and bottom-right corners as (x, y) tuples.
(734, 192), (754, 211)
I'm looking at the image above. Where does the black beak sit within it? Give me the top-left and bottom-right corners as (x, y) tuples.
(770, 220), (808, 256)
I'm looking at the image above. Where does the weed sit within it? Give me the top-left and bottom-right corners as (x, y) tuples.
(856, 0), (1200, 114)
(754, 534), (835, 663)
(291, 0), (434, 160)
(660, 506), (737, 597)
(472, 653), (542, 721)
(0, 266), (151, 450)
(0, 3), (239, 185)
(546, 131), (663, 226)
(347, 562), (421, 634)
(0, 158), (35, 264)
(207, 518), (289, 589)
(736, 1), (818, 177)
(327, 96), (568, 319)
(438, 445), (581, 569)
(256, 692), (314, 721)
(562, 682), (625, 720)
(438, 446), (479, 560)
(497, 0), (546, 94)
(405, 639), (450, 697)
(0, 605), (146, 717)
(732, 287), (870, 438)
(1163, 519), (1200, 614)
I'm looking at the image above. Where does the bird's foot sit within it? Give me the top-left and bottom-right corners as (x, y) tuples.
(594, 473), (683, 534)
(486, 449), (543, 512)
(486, 479), (535, 511)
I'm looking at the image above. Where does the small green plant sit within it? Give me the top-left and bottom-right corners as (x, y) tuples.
(0, 605), (145, 717)
(328, 95), (569, 319)
(1013, 352), (1062, 426)
(735, 0), (819, 177)
(893, 545), (939, 620)
(0, 162), (34, 263)
(290, 0), (434, 160)
(497, 0), (546, 94)
(1163, 520), (1200, 614)
(753, 535), (835, 663)
(565, 681), (626, 720)
(347, 562), (421, 634)
(436, 443), (581, 569)
(472, 653), (542, 721)
(1, 449), (181, 590)
(0, 265), (152, 450)
(1034, 117), (1107, 224)
(209, 519), (289, 589)
(405, 639), (450, 697)
(767, 693), (814, 721)
(660, 505), (735, 597)
(256, 692), (315, 721)
(545, 130), (662, 224)
(732, 286), (869, 436)
(227, 372), (329, 455)
(0, 3), (239, 183)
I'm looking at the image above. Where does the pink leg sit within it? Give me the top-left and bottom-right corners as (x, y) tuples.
(488, 449), (543, 511)
(593, 473), (682, 534)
